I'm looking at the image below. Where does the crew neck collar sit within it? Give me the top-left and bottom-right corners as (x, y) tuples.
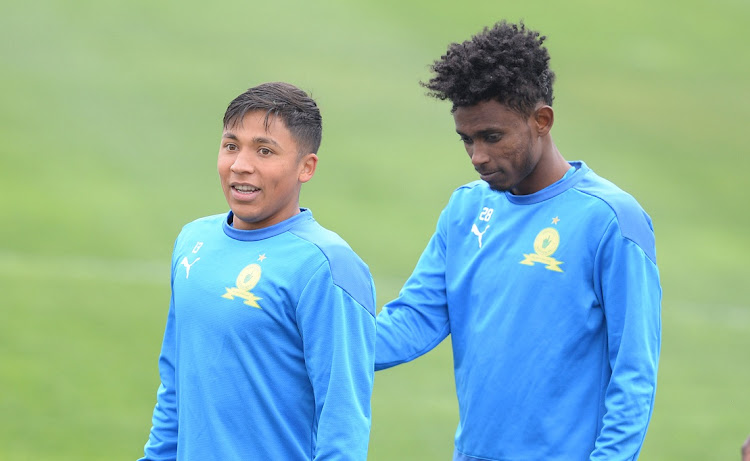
(504, 161), (588, 205)
(222, 208), (313, 241)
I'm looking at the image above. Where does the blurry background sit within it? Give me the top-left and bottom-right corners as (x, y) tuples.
(1, 0), (748, 459)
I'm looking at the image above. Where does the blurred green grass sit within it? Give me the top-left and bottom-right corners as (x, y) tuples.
(1, 0), (748, 459)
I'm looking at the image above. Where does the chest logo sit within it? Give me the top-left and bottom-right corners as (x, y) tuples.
(222, 263), (263, 308)
(520, 227), (564, 272)
(471, 224), (490, 248)
(470, 206), (494, 248)
(180, 257), (200, 279)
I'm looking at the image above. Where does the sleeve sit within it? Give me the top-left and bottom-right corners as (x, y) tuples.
(139, 262), (179, 460)
(374, 207), (451, 371)
(589, 218), (662, 460)
(296, 262), (376, 461)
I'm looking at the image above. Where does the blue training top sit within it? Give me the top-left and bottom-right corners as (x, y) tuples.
(141, 209), (376, 460)
(376, 161), (661, 460)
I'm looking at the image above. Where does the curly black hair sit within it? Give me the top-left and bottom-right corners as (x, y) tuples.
(422, 21), (555, 116)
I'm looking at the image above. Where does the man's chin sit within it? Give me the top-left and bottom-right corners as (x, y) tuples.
(479, 171), (510, 192)
(483, 179), (510, 192)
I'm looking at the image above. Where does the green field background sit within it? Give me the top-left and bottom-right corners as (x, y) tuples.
(1, 0), (748, 459)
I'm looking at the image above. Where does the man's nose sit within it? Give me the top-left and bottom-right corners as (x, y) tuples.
(230, 150), (255, 174)
(470, 143), (489, 168)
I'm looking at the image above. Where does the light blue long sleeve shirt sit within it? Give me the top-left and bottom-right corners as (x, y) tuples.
(141, 209), (376, 460)
(376, 162), (661, 460)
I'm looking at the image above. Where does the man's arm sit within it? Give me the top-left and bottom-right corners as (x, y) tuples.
(296, 263), (376, 461)
(139, 293), (179, 461)
(590, 219), (662, 460)
(375, 208), (451, 370)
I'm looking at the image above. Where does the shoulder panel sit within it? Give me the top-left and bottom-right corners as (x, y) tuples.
(576, 173), (657, 263)
(290, 222), (375, 316)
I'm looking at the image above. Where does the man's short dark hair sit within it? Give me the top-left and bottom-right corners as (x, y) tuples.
(422, 21), (555, 116)
(223, 82), (323, 154)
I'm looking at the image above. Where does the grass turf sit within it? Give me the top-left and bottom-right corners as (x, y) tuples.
(1, 0), (748, 459)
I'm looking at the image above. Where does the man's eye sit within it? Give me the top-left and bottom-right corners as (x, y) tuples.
(259, 147), (272, 156)
(459, 136), (473, 145)
(225, 143), (238, 151)
(485, 134), (501, 143)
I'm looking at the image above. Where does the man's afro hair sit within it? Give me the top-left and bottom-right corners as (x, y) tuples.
(422, 21), (555, 115)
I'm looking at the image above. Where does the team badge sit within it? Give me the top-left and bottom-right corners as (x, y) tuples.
(520, 227), (564, 272)
(222, 263), (263, 308)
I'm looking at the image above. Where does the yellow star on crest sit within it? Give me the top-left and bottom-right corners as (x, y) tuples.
(258, 254), (267, 262)
(551, 216), (560, 225)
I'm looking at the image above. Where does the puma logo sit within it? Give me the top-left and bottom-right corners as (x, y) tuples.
(180, 256), (200, 279)
(471, 224), (489, 248)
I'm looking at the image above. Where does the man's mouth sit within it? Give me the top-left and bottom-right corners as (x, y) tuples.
(233, 184), (260, 193)
(479, 170), (500, 181)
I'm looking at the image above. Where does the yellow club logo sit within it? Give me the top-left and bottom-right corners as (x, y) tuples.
(222, 263), (263, 308)
(520, 227), (564, 272)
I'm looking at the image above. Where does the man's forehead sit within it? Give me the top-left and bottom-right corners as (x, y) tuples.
(454, 106), (521, 130)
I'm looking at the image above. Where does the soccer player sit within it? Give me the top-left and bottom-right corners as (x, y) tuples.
(375, 21), (662, 460)
(139, 82), (376, 460)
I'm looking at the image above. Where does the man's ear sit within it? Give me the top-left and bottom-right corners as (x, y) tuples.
(298, 153), (318, 183)
(533, 105), (554, 136)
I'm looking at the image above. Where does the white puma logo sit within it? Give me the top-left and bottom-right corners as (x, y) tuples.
(180, 256), (200, 279)
(471, 224), (489, 248)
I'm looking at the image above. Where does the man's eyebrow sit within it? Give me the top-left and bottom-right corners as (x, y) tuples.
(251, 136), (280, 147)
(456, 128), (503, 137)
(476, 128), (503, 136)
(221, 133), (280, 147)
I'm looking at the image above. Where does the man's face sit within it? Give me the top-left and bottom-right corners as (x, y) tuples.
(453, 99), (545, 195)
(217, 111), (316, 230)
